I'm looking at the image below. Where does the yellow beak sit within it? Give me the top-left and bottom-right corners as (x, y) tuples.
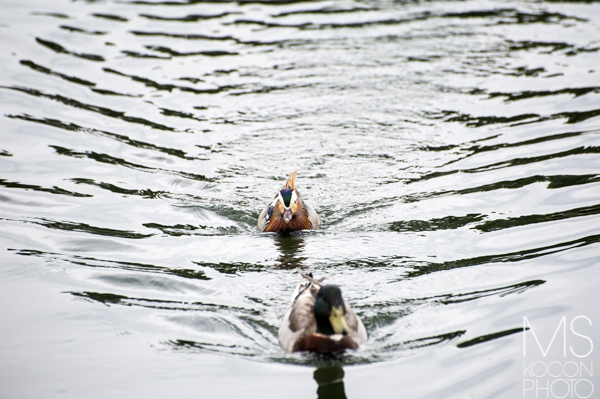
(329, 306), (349, 335)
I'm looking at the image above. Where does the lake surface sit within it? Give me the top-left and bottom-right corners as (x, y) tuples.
(1, 0), (599, 397)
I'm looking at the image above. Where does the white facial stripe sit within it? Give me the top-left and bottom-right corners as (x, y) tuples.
(270, 195), (279, 207)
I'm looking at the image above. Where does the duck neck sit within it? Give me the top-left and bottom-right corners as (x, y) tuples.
(315, 315), (336, 335)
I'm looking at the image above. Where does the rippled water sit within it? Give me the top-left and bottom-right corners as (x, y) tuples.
(1, 0), (600, 397)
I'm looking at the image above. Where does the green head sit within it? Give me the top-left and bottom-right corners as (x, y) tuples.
(314, 285), (350, 336)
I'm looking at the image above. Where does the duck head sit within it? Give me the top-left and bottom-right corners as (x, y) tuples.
(314, 285), (350, 336)
(277, 188), (299, 224)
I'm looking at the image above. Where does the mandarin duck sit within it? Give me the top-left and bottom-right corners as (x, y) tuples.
(279, 273), (367, 353)
(257, 171), (320, 233)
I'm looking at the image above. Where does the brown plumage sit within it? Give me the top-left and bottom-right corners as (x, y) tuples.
(257, 172), (320, 233)
(292, 330), (360, 353)
(264, 200), (311, 232)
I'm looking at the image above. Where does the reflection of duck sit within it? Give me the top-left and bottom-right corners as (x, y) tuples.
(279, 274), (367, 353)
(274, 235), (307, 269)
(257, 171), (320, 233)
(314, 365), (347, 399)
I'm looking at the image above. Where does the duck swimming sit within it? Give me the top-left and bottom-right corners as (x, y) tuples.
(279, 273), (367, 353)
(257, 171), (320, 233)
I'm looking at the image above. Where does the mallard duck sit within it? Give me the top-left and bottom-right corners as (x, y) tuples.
(257, 171), (320, 233)
(279, 273), (367, 353)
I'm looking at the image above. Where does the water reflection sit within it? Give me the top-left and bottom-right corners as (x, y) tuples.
(274, 235), (307, 269)
(314, 365), (347, 399)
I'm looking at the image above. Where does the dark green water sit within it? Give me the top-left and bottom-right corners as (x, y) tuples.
(1, 0), (599, 397)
